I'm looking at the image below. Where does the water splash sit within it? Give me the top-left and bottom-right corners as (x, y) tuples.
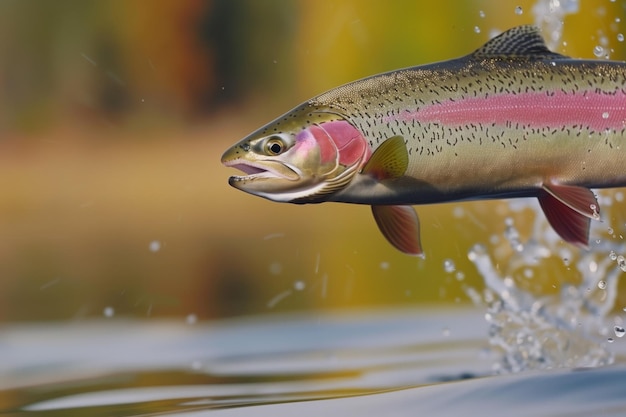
(532, 0), (579, 49)
(463, 192), (624, 373)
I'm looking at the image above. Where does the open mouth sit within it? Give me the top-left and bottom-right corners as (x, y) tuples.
(224, 160), (296, 181)
(230, 163), (269, 178)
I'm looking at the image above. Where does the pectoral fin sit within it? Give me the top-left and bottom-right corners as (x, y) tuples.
(372, 205), (423, 256)
(538, 182), (600, 248)
(361, 136), (408, 180)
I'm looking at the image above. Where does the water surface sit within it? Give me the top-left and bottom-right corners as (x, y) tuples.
(2, 307), (626, 416)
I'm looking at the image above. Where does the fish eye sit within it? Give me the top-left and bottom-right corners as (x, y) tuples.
(266, 137), (286, 155)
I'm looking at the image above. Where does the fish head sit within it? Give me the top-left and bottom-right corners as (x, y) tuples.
(221, 104), (370, 203)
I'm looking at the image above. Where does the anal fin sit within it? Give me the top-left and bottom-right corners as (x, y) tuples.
(538, 182), (600, 248)
(372, 205), (423, 256)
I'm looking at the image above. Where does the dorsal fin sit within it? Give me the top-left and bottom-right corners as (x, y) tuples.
(471, 25), (567, 60)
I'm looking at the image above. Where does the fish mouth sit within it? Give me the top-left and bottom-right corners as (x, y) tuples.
(223, 159), (300, 183)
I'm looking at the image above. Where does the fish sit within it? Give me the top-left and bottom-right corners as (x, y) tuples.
(221, 25), (626, 256)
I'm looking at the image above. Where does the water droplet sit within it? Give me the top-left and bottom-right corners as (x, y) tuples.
(618, 33), (624, 42)
(504, 218), (523, 251)
(514, 6), (523, 15)
(452, 206), (465, 218)
(602, 111), (610, 119)
(479, 10), (485, 18)
(186, 314), (197, 325)
(467, 244), (485, 261)
(380, 261), (390, 270)
(608, 337), (615, 343)
(455, 271), (465, 281)
(598, 280), (607, 290)
(474, 26), (481, 34)
(293, 280), (306, 291)
(149, 240), (161, 252)
(608, 227), (614, 235)
(610, 250), (618, 260)
(617, 256), (626, 271)
(269, 262), (282, 275)
(614, 326), (625, 337)
(594, 45), (605, 57)
(523, 268), (534, 279)
(263, 233), (286, 240)
(443, 259), (456, 273)
(267, 289), (293, 309)
(600, 35), (609, 47)
(103, 306), (115, 318)
(464, 286), (482, 304)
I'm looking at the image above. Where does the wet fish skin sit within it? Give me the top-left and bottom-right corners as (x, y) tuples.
(222, 25), (626, 255)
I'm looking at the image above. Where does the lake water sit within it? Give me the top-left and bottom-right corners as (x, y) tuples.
(2, 306), (626, 416)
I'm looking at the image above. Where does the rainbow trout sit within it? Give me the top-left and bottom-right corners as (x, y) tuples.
(221, 25), (626, 256)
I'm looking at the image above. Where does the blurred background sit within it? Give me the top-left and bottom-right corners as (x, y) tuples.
(1, 0), (625, 322)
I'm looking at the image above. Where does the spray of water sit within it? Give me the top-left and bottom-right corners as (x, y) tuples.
(442, 0), (626, 375)
(461, 191), (626, 373)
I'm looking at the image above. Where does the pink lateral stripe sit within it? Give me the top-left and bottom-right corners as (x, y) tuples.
(389, 91), (626, 131)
